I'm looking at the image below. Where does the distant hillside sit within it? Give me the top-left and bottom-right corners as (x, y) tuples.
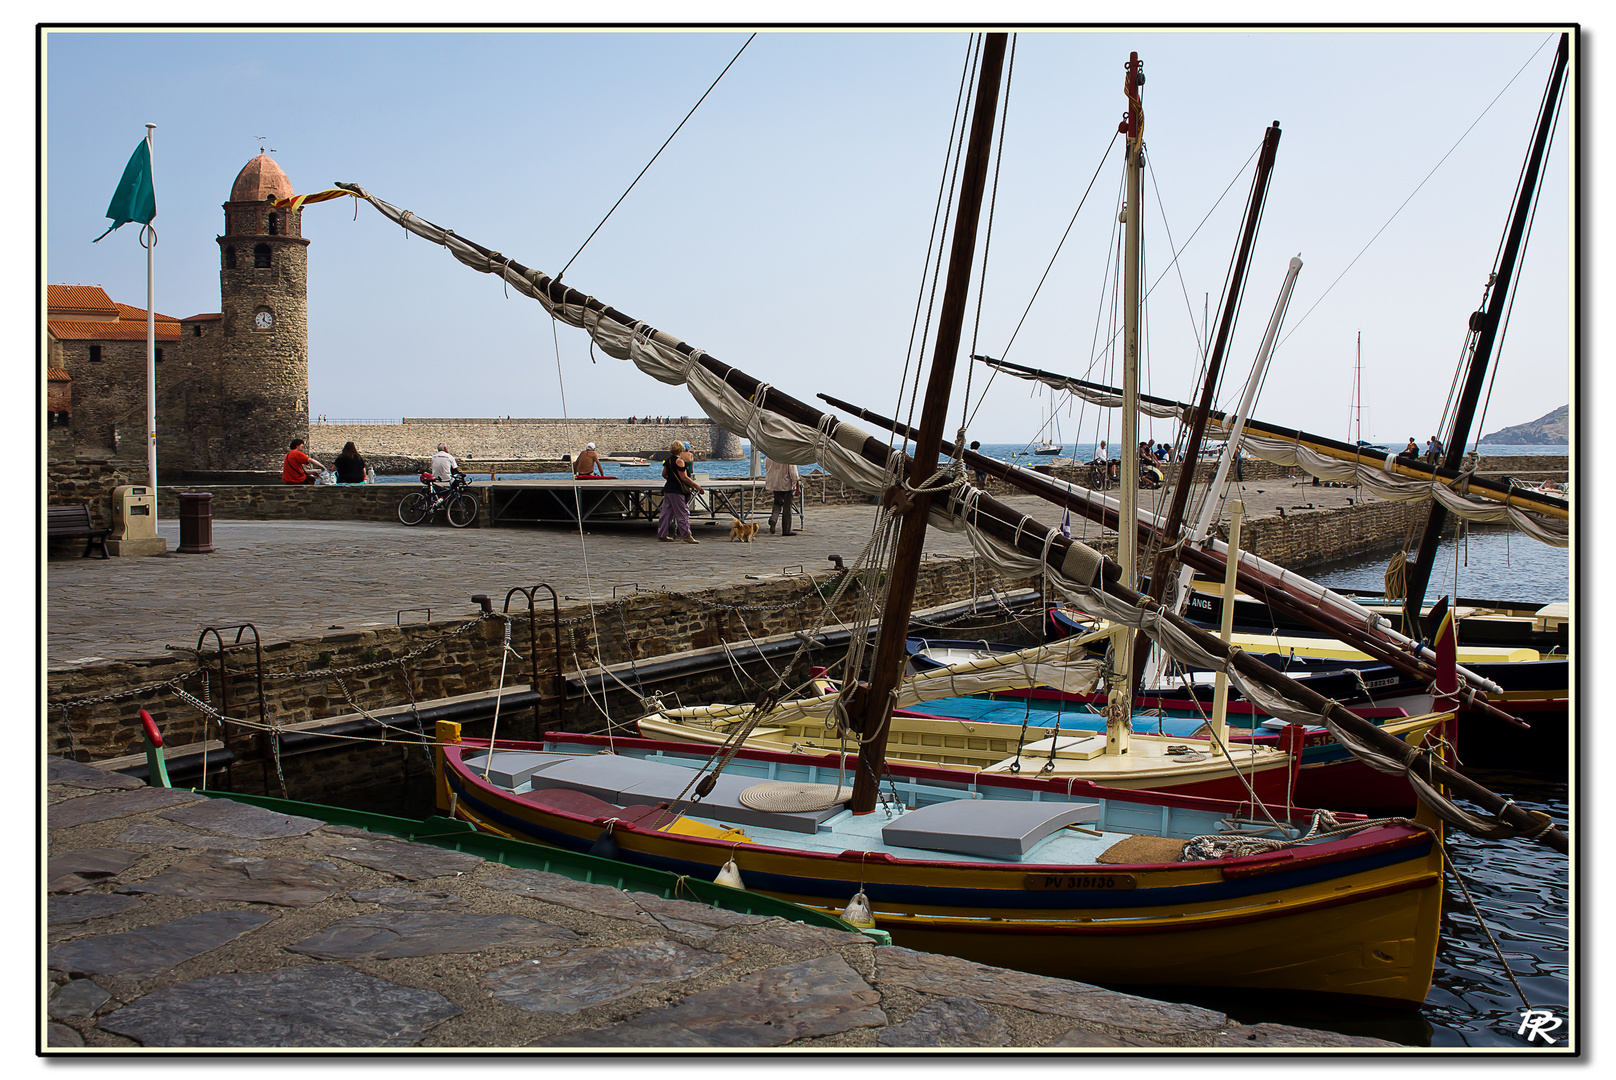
(1479, 404), (1568, 445)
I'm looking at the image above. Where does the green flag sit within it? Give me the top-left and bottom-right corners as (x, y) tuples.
(93, 137), (155, 243)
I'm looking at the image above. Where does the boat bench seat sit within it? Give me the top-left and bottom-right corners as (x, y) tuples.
(526, 754), (839, 834)
(461, 750), (577, 790)
(883, 799), (1102, 860)
(517, 786), (676, 830)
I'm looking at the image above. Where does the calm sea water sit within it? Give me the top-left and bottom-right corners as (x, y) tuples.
(374, 441), (1566, 483)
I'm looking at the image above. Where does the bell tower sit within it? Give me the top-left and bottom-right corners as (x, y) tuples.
(215, 150), (310, 470)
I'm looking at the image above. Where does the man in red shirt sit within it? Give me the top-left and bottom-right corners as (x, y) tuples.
(282, 439), (324, 484)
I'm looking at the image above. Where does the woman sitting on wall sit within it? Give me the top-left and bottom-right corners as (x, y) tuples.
(333, 441), (368, 484)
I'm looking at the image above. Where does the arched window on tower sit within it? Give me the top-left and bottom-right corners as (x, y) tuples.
(254, 243), (272, 268)
(268, 213), (280, 235)
(225, 246), (237, 269)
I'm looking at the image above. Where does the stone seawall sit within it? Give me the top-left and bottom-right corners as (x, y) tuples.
(45, 555), (1037, 788)
(309, 417), (744, 464)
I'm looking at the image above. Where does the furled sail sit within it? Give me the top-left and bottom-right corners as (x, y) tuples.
(979, 356), (1568, 545)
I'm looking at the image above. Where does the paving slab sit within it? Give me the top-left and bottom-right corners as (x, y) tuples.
(308, 832), (486, 880)
(483, 940), (728, 1014)
(48, 909), (276, 979)
(46, 758), (144, 790)
(532, 955), (886, 1048)
(48, 787), (204, 830)
(286, 911), (577, 961)
(48, 893), (144, 926)
(119, 852), (354, 907)
(48, 979), (112, 1019)
(155, 798), (326, 839)
(349, 886), (465, 910)
(878, 995), (1012, 1048)
(47, 849), (145, 893)
(115, 823), (264, 852)
(96, 963), (461, 1047)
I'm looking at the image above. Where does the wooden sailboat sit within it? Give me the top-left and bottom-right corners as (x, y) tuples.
(323, 36), (1564, 1002)
(416, 42), (1464, 1004)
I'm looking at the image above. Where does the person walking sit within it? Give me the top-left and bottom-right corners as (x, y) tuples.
(765, 455), (799, 535)
(968, 440), (987, 486)
(658, 439), (701, 543)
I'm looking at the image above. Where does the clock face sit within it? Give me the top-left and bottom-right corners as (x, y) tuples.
(254, 310), (274, 330)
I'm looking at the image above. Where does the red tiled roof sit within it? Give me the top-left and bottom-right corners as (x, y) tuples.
(47, 368), (71, 382)
(183, 313), (223, 322)
(49, 317), (182, 342)
(47, 284), (120, 320)
(48, 289), (183, 341)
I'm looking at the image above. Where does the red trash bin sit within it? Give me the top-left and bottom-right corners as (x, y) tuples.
(177, 491), (214, 554)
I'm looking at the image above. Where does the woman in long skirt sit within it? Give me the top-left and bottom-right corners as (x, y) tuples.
(657, 439), (701, 543)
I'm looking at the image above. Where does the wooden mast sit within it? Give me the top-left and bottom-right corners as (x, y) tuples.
(847, 33), (1007, 814)
(1129, 120), (1282, 690)
(1109, 51), (1145, 757)
(1401, 32), (1569, 636)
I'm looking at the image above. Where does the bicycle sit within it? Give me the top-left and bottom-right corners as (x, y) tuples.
(398, 471), (479, 528)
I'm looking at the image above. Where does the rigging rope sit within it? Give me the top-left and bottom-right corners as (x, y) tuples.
(557, 33), (756, 281)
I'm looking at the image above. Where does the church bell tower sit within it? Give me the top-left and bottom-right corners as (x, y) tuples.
(216, 150), (310, 470)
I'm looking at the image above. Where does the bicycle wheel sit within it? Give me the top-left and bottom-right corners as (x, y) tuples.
(398, 491), (431, 526)
(446, 493), (479, 528)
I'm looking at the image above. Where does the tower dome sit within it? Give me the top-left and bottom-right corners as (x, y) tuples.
(230, 150), (294, 203)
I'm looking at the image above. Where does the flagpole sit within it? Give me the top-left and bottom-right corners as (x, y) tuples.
(143, 123), (157, 518)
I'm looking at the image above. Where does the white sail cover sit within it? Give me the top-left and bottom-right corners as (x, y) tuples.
(991, 364), (1186, 419)
(1233, 432), (1568, 547)
(345, 185), (1467, 728)
(663, 638), (1103, 727)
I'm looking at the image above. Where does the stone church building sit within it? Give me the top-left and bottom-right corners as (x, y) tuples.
(47, 150), (311, 476)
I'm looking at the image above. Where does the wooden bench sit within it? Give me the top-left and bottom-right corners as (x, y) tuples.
(48, 503), (111, 559)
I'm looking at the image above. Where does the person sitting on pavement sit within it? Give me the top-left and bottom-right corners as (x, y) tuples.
(430, 443), (459, 487)
(281, 438), (324, 484)
(333, 441), (367, 484)
(658, 439), (701, 544)
(574, 442), (606, 478)
(1402, 437), (1420, 458)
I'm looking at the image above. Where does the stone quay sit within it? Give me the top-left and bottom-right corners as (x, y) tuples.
(46, 759), (1394, 1050)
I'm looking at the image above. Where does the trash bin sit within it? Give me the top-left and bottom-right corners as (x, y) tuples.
(177, 491), (214, 554)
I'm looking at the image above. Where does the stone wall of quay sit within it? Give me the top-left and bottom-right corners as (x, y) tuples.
(309, 417), (744, 467)
(45, 555), (1038, 794)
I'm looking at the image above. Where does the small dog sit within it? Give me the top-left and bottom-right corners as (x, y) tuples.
(729, 519), (760, 542)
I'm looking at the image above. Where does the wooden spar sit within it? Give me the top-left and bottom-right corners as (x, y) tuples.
(331, 199), (1562, 852)
(974, 355), (1569, 521)
(1111, 52), (1147, 758)
(1403, 32), (1571, 635)
(848, 32), (1007, 813)
(1131, 120), (1283, 692)
(816, 391), (1530, 732)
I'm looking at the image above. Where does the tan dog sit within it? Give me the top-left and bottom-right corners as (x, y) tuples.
(729, 519), (760, 542)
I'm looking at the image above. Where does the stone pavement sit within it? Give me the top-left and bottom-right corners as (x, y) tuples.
(45, 758), (1394, 1051)
(45, 480), (1348, 668)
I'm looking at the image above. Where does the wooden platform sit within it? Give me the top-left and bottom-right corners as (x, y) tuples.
(481, 477), (797, 529)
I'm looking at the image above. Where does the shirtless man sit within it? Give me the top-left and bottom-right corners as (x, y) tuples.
(574, 442), (605, 477)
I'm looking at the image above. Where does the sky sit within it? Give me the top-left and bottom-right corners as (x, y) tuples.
(38, 24), (1576, 451)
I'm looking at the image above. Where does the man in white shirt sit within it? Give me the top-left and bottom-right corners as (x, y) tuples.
(764, 456), (799, 535)
(430, 443), (458, 485)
